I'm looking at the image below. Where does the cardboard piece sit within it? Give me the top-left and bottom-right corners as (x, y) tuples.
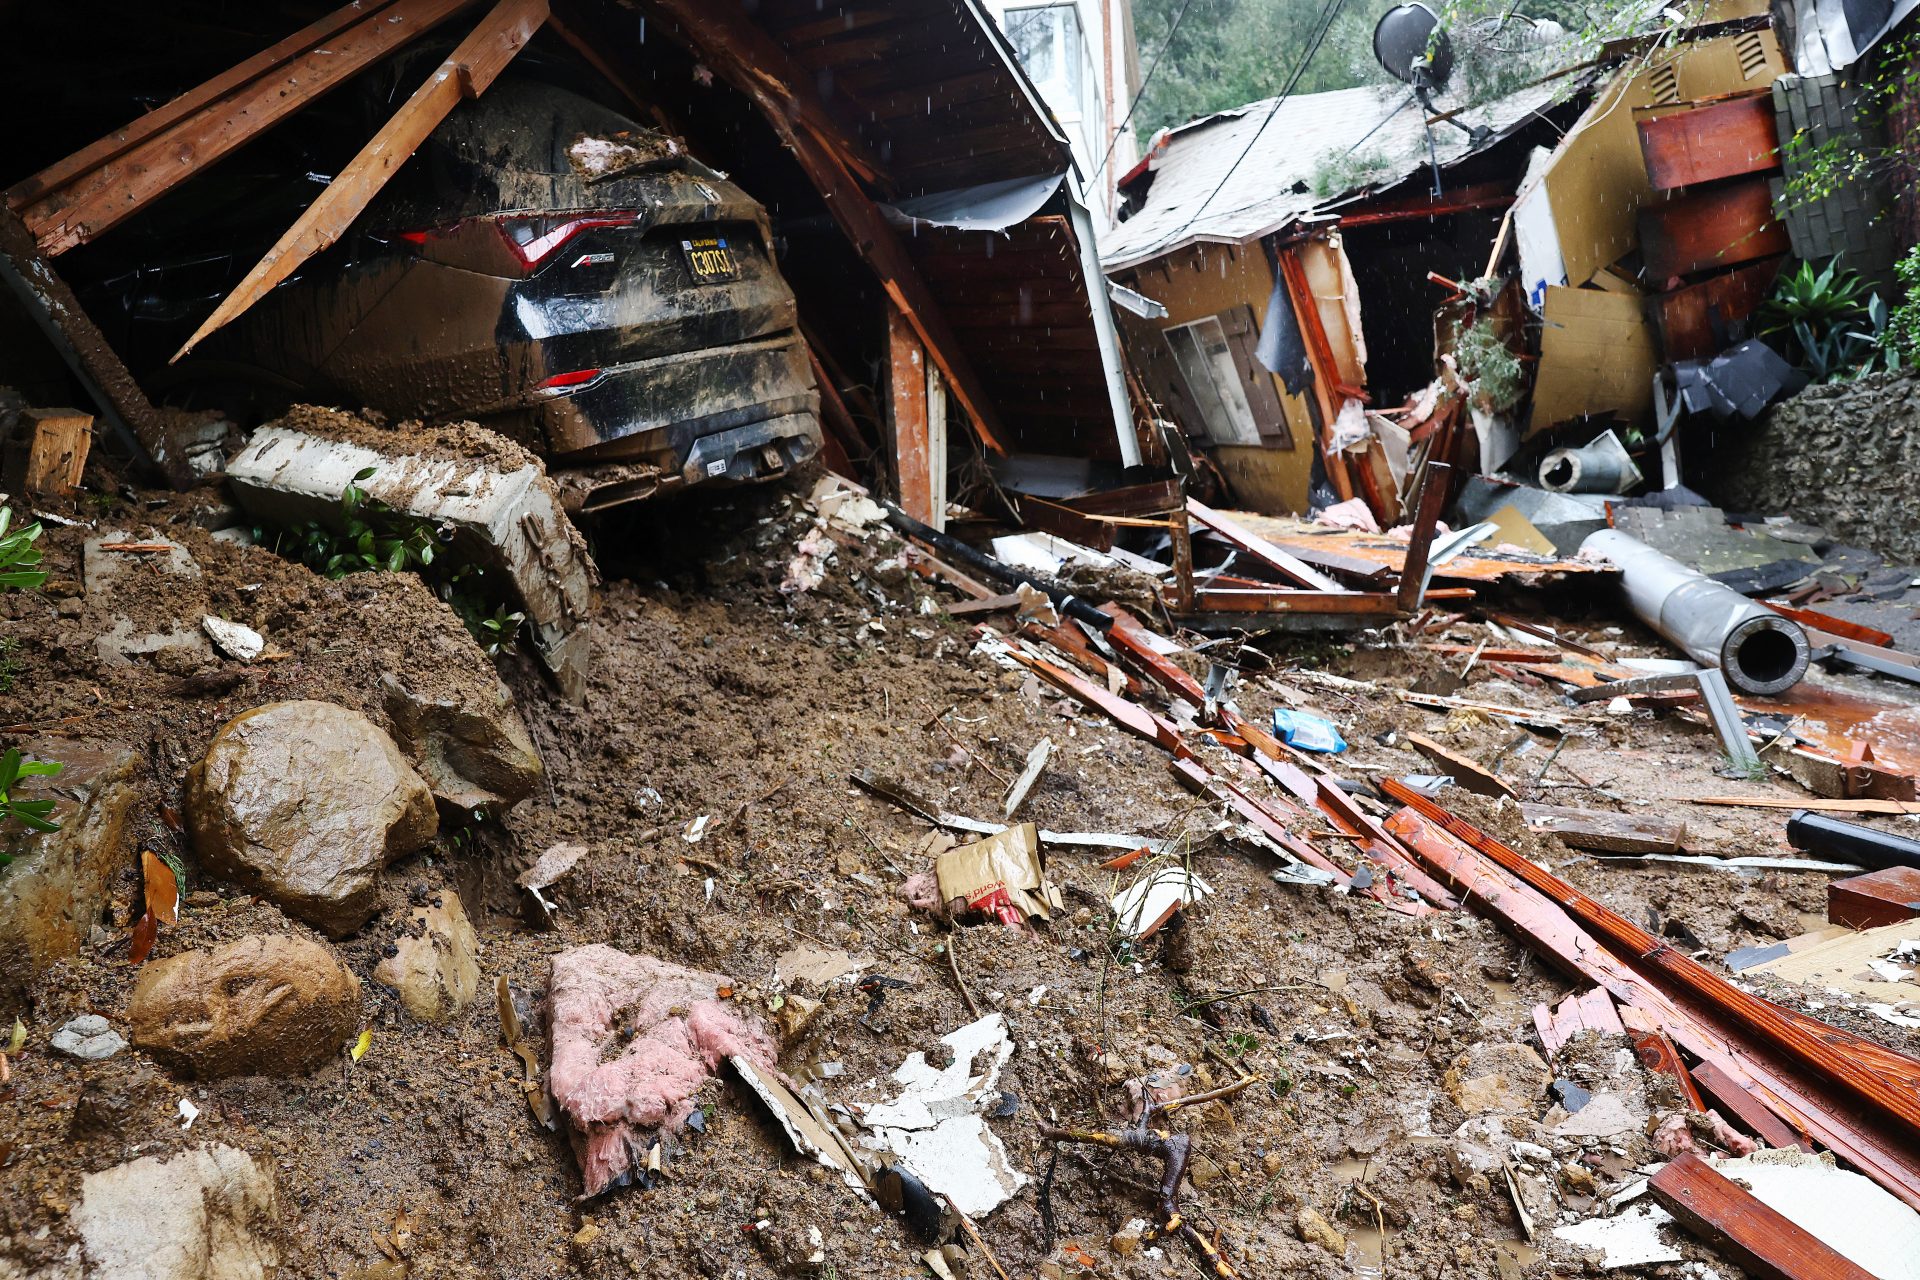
(1527, 287), (1659, 435)
(934, 824), (1063, 925)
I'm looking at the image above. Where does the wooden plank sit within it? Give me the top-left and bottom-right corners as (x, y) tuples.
(887, 302), (934, 524)
(174, 0), (547, 358)
(943, 593), (1021, 618)
(1649, 256), (1782, 362)
(1692, 794), (1920, 813)
(1763, 602), (1894, 647)
(1638, 176), (1790, 281)
(639, 0), (1010, 454)
(11, 0), (476, 255)
(1620, 1003), (1707, 1109)
(1829, 866), (1920, 929)
(1192, 589), (1414, 615)
(1404, 731), (1514, 799)
(20, 408), (91, 498)
(1396, 462), (1453, 611)
(1523, 802), (1687, 854)
(1187, 499), (1346, 592)
(1636, 90), (1779, 191)
(1383, 781), (1920, 1207)
(1061, 479), (1185, 519)
(1649, 1152), (1877, 1280)
(1689, 1058), (1809, 1151)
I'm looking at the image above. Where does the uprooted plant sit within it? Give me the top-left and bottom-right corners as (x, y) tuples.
(254, 467), (527, 656)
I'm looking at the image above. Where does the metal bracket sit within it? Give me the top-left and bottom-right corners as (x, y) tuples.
(1568, 668), (1760, 775)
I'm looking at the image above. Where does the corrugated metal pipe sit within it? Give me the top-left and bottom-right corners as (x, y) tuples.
(1581, 528), (1809, 696)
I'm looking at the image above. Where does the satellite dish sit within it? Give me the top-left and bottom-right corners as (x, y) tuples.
(1373, 2), (1454, 92)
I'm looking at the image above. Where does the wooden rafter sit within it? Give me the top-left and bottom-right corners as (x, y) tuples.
(7, 0), (479, 256)
(636, 0), (1011, 454)
(173, 0), (547, 360)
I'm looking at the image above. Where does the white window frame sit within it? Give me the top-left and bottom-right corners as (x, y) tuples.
(1163, 316), (1262, 447)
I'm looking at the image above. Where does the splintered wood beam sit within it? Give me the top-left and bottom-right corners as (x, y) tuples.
(1186, 499), (1346, 592)
(635, 0), (1008, 453)
(1382, 779), (1920, 1196)
(9, 0), (477, 255)
(1396, 461), (1453, 612)
(887, 302), (934, 523)
(172, 0), (545, 360)
(1650, 1153), (1876, 1280)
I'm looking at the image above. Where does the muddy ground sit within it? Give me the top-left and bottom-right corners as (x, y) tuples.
(2, 458), (1915, 1279)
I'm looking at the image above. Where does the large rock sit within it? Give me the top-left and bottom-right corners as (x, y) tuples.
(71, 1144), (279, 1280)
(185, 701), (437, 935)
(0, 740), (141, 1006)
(381, 674), (542, 817)
(374, 889), (481, 1022)
(130, 934), (360, 1078)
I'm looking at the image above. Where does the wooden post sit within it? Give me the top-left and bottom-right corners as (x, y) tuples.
(888, 304), (934, 525)
(1396, 461), (1453, 613)
(925, 366), (948, 533)
(174, 0), (547, 360)
(21, 408), (92, 498)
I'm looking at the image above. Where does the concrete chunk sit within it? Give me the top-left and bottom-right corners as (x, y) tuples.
(224, 424), (597, 699)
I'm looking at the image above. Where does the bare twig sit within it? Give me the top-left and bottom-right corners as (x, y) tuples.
(925, 703), (1012, 787)
(956, 1211), (1011, 1280)
(943, 929), (980, 1017)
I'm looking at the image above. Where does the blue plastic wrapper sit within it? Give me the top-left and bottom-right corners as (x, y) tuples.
(1270, 708), (1347, 753)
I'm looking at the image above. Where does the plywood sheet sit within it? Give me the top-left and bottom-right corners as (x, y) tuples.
(1527, 286), (1658, 434)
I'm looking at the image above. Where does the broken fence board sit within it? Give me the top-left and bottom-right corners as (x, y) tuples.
(1522, 803), (1687, 854)
(1649, 1152), (1878, 1280)
(1382, 785), (1920, 1211)
(1404, 732), (1514, 799)
(1688, 1059), (1808, 1151)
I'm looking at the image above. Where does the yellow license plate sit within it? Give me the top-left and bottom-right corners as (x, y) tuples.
(680, 237), (739, 283)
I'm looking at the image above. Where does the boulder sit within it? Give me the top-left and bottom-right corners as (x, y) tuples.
(129, 934), (360, 1078)
(72, 1144), (279, 1280)
(185, 701), (437, 935)
(0, 740), (141, 1006)
(381, 674), (542, 817)
(374, 890), (481, 1022)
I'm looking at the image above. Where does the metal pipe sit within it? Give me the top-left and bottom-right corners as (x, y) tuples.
(1581, 528), (1808, 696)
(1786, 810), (1920, 872)
(880, 500), (1114, 633)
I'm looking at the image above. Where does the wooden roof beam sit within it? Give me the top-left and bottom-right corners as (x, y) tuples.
(7, 0), (479, 256)
(174, 0), (546, 359)
(638, 0), (1010, 453)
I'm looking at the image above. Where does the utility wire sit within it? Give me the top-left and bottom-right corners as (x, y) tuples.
(1091, 0), (1202, 185)
(1161, 0), (1351, 239)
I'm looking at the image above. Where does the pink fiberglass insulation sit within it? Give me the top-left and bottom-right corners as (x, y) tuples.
(548, 944), (779, 1196)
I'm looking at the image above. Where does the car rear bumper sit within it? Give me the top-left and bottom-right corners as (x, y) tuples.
(548, 410), (822, 515)
(531, 331), (817, 462)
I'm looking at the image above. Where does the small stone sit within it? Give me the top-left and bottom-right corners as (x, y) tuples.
(374, 891), (481, 1022)
(1110, 1219), (1147, 1257)
(72, 1144), (279, 1280)
(1444, 1042), (1550, 1116)
(1262, 1152), (1285, 1176)
(130, 934), (360, 1078)
(774, 993), (823, 1044)
(50, 1014), (128, 1060)
(1295, 1207), (1346, 1256)
(202, 616), (264, 661)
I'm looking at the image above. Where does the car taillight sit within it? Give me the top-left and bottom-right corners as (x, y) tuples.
(393, 211), (644, 278)
(538, 368), (604, 392)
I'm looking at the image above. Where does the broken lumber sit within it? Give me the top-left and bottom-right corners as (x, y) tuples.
(1396, 461), (1452, 612)
(1532, 987), (1626, 1057)
(1522, 803), (1686, 854)
(9, 0), (476, 255)
(1382, 782), (1920, 1210)
(19, 408), (91, 498)
(1649, 1152), (1876, 1280)
(1688, 1059), (1808, 1151)
(1185, 499), (1344, 592)
(176, 0), (547, 358)
(1828, 866), (1920, 929)
(1403, 732), (1513, 799)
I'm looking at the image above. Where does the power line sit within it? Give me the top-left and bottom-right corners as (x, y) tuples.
(1165, 0), (1352, 240)
(1091, 0), (1202, 185)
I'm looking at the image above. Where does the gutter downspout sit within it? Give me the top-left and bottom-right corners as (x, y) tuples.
(1071, 190), (1142, 467)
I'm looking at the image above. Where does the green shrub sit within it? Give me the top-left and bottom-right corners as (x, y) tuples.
(0, 747), (62, 849)
(0, 506), (47, 591)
